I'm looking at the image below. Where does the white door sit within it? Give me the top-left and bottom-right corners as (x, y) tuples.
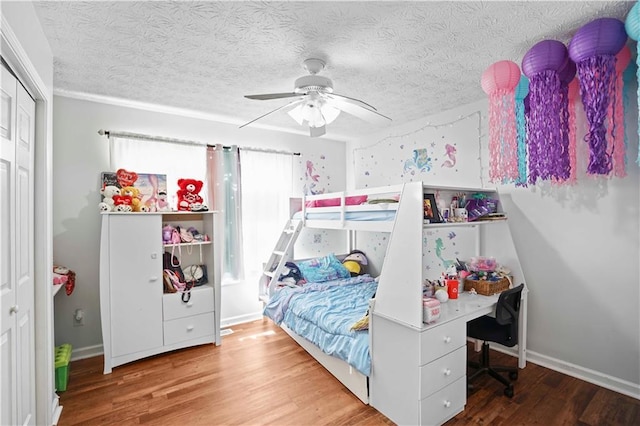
(1, 62), (36, 426)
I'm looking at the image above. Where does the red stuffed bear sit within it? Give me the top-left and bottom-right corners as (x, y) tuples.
(176, 178), (205, 211)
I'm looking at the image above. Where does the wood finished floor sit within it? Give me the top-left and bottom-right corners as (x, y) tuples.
(58, 319), (640, 425)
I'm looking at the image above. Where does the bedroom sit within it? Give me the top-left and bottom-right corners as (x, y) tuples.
(2, 1), (639, 425)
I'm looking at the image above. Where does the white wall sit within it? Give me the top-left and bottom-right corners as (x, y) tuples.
(348, 99), (640, 398)
(52, 95), (346, 355)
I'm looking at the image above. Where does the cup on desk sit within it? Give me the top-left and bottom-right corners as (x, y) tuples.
(446, 279), (459, 299)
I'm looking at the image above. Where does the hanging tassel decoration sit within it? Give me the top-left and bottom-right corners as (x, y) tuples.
(569, 18), (628, 175)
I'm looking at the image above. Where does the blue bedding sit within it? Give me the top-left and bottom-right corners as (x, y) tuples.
(263, 275), (377, 376)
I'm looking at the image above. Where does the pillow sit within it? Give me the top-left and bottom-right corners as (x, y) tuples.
(296, 253), (351, 283)
(305, 195), (368, 208)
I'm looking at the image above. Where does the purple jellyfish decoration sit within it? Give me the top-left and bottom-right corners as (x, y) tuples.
(569, 17), (627, 175)
(522, 40), (569, 184)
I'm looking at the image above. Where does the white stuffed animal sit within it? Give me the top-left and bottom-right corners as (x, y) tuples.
(100, 185), (121, 209)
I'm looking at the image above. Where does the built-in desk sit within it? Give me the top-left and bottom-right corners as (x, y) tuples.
(370, 290), (528, 426)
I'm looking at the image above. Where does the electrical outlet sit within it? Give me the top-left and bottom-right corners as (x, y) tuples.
(73, 308), (84, 326)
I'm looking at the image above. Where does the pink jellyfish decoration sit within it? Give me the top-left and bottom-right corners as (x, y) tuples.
(481, 60), (521, 183)
(522, 40), (569, 183)
(626, 3), (640, 166)
(569, 17), (627, 175)
(607, 45), (631, 178)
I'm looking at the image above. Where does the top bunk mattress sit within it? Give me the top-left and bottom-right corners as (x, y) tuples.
(292, 209), (396, 221)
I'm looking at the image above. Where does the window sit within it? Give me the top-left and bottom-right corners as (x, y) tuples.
(240, 150), (293, 285)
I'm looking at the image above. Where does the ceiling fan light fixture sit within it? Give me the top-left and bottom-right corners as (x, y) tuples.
(288, 100), (341, 128)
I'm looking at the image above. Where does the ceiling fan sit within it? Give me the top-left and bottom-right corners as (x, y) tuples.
(240, 58), (391, 137)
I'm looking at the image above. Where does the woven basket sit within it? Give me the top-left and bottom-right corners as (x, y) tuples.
(463, 276), (510, 296)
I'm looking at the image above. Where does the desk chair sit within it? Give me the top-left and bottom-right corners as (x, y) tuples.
(467, 283), (525, 398)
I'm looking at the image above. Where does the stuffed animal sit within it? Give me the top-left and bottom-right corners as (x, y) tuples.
(176, 178), (204, 212)
(120, 186), (142, 212)
(98, 202), (112, 212)
(342, 250), (369, 276)
(113, 194), (133, 212)
(100, 185), (121, 210)
(156, 190), (172, 211)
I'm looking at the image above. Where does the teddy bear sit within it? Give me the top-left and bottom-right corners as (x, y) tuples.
(176, 179), (205, 212)
(100, 185), (121, 210)
(113, 194), (133, 212)
(120, 186), (142, 212)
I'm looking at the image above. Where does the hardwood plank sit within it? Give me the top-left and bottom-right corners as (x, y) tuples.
(58, 319), (640, 425)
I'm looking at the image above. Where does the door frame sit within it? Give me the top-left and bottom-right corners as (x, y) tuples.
(1, 15), (56, 425)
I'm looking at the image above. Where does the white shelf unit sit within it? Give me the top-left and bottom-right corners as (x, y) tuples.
(369, 181), (527, 426)
(99, 211), (221, 374)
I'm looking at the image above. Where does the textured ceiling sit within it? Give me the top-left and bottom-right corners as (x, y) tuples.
(32, 1), (635, 142)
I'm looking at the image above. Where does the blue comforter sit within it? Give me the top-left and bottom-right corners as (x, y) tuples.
(263, 275), (377, 376)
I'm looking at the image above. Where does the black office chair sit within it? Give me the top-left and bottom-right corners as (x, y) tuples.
(467, 283), (524, 398)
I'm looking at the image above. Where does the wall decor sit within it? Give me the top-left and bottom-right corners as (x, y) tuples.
(354, 112), (482, 189)
(569, 17), (627, 175)
(522, 39), (570, 184)
(625, 3), (640, 166)
(481, 60), (521, 184)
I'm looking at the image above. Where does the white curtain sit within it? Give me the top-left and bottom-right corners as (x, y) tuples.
(110, 136), (207, 209)
(207, 145), (244, 283)
(240, 150), (293, 285)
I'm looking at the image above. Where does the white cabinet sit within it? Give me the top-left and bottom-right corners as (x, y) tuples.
(100, 211), (220, 374)
(1, 62), (36, 426)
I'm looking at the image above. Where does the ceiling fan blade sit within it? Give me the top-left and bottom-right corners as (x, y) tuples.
(325, 95), (392, 125)
(239, 99), (305, 129)
(310, 125), (326, 138)
(245, 93), (301, 100)
(329, 93), (378, 111)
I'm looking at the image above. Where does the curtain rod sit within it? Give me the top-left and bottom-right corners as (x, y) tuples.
(98, 129), (301, 156)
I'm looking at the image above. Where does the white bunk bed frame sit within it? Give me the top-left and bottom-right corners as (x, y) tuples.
(268, 181), (527, 407)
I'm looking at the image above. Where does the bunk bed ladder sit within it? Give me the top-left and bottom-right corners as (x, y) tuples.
(259, 219), (303, 302)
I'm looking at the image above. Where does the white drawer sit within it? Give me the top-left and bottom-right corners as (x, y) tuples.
(420, 319), (465, 365)
(163, 312), (215, 346)
(419, 346), (466, 399)
(163, 285), (214, 321)
(419, 376), (466, 426)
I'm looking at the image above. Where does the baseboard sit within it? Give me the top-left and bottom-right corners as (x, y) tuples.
(220, 311), (263, 328)
(70, 344), (103, 362)
(68, 313), (265, 361)
(490, 344), (640, 401)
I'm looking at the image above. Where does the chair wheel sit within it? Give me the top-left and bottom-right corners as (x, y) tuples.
(509, 371), (518, 380)
(504, 385), (514, 398)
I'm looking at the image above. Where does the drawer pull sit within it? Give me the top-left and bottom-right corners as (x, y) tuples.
(444, 400), (451, 408)
(443, 336), (452, 343)
(150, 276), (158, 282)
(443, 369), (451, 376)
(186, 325), (194, 331)
(186, 302), (194, 307)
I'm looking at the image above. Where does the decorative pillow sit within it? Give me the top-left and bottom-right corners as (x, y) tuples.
(296, 253), (351, 283)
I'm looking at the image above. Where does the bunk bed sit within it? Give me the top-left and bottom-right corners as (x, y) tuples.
(260, 181), (529, 424)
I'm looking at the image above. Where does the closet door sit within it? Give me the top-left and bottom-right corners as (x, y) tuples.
(108, 215), (163, 357)
(1, 64), (36, 425)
